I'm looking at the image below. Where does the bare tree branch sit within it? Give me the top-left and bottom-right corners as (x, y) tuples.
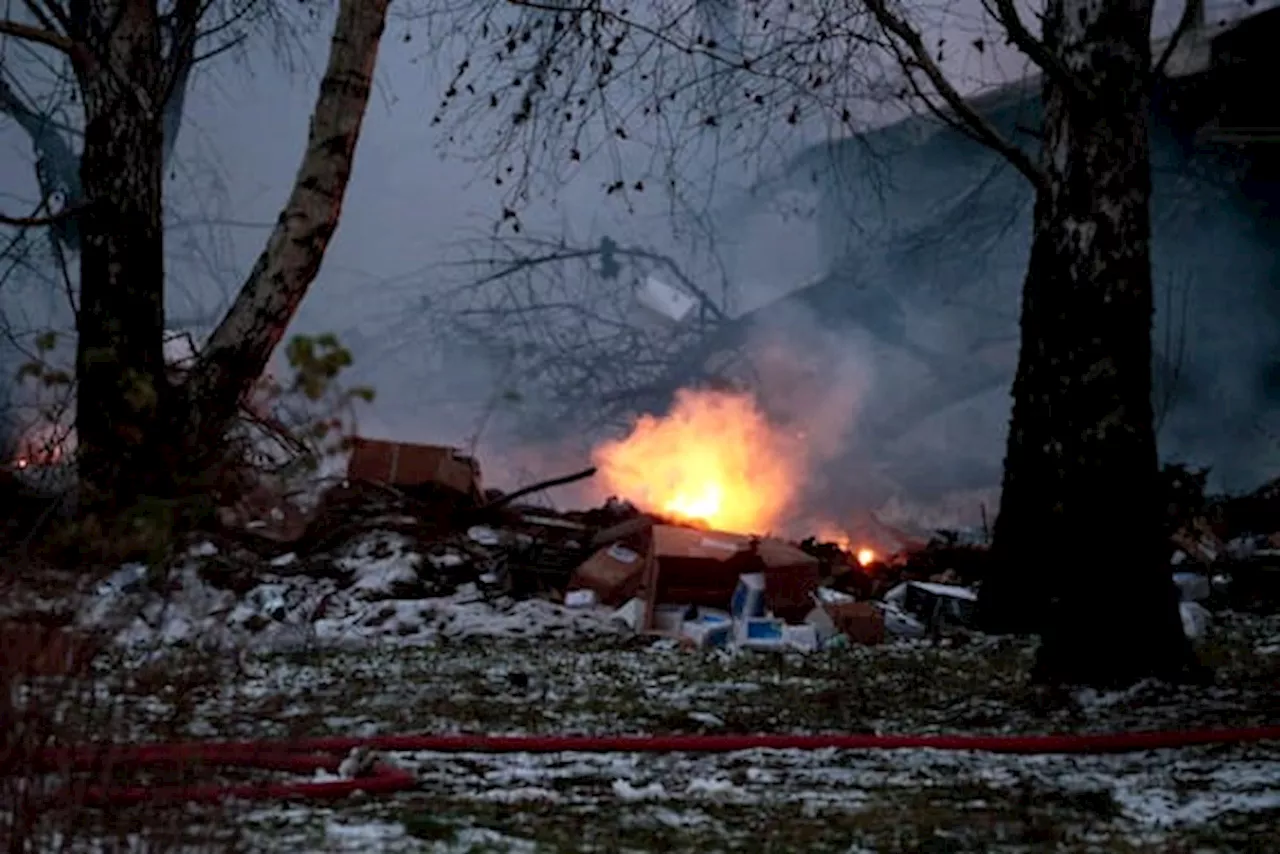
(862, 0), (1049, 193)
(0, 14), (94, 72)
(19, 0), (62, 35)
(985, 0), (1089, 101)
(0, 203), (84, 228)
(1154, 0), (1204, 78)
(24, 0), (74, 39)
(159, 0), (204, 167)
(0, 18), (73, 53)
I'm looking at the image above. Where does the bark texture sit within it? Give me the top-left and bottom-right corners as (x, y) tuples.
(981, 0), (1196, 684)
(181, 0), (390, 470)
(70, 1), (171, 505)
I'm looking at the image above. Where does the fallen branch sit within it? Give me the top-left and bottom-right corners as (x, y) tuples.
(482, 467), (597, 512)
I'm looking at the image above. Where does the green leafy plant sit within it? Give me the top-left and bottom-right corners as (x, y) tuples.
(249, 333), (375, 476)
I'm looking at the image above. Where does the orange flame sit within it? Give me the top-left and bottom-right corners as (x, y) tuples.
(813, 522), (877, 567)
(592, 388), (801, 534)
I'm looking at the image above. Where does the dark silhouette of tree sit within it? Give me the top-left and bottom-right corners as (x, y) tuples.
(0, 0), (391, 511)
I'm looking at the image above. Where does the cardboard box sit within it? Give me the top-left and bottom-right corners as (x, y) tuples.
(645, 526), (753, 615)
(347, 438), (481, 500)
(762, 557), (822, 623)
(824, 602), (886, 646)
(570, 542), (648, 607)
(638, 524), (823, 632)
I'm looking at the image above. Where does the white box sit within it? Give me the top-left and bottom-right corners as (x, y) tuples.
(635, 275), (697, 323)
(730, 573), (766, 620)
(734, 616), (787, 650)
(652, 603), (695, 634)
(782, 623), (820, 652)
(680, 617), (733, 648)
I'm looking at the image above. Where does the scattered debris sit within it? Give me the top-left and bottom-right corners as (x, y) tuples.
(883, 581), (978, 638)
(12, 439), (1280, 659)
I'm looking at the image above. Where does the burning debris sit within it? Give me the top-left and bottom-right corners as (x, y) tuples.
(591, 387), (804, 534)
(11, 401), (1280, 661)
(17, 424), (947, 654)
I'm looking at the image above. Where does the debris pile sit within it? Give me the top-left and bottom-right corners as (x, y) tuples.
(10, 441), (1280, 656)
(1162, 465), (1280, 617)
(58, 438), (954, 652)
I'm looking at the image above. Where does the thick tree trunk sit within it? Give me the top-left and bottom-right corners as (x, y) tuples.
(71, 2), (171, 506)
(980, 0), (1196, 684)
(180, 0), (390, 471)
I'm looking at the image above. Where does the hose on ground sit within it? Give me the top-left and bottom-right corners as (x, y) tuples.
(27, 726), (1280, 806)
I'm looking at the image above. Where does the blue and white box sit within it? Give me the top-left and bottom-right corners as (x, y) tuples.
(730, 572), (766, 620)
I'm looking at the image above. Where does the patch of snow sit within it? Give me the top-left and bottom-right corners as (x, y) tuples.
(613, 779), (668, 801)
(688, 711), (725, 727)
(650, 807), (715, 828)
(475, 786), (562, 803)
(323, 819), (407, 849)
(75, 531), (625, 654)
(1072, 679), (1165, 711)
(467, 526), (501, 546)
(97, 563), (148, 597)
(431, 828), (537, 853)
(685, 776), (744, 798)
(339, 534), (423, 600)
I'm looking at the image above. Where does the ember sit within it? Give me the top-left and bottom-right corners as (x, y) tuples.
(812, 522), (878, 568)
(9, 421), (71, 470)
(592, 388), (802, 535)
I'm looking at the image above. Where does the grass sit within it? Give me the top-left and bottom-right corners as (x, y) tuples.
(7, 611), (1280, 852)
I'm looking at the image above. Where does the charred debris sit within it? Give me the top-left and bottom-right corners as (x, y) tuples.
(186, 439), (1280, 651)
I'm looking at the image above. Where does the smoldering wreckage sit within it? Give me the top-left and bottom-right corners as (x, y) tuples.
(7, 424), (1280, 676)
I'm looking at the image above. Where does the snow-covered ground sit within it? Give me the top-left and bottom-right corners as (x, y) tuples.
(63, 532), (625, 654)
(6, 531), (1280, 852)
(8, 610), (1277, 852)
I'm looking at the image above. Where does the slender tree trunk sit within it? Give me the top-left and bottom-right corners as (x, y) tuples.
(981, 0), (1196, 684)
(181, 0), (390, 472)
(71, 2), (171, 507)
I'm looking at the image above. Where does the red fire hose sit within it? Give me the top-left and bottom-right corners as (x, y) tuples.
(30, 726), (1280, 807)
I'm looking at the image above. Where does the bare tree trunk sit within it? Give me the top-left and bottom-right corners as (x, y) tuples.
(71, 1), (171, 506)
(981, 0), (1195, 684)
(181, 0), (390, 471)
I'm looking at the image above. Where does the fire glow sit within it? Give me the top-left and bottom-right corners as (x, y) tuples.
(813, 521), (878, 567)
(9, 422), (70, 471)
(592, 388), (802, 535)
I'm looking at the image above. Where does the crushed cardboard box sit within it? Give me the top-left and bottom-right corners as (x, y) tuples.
(638, 524), (821, 632)
(347, 437), (482, 502)
(581, 520), (899, 652)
